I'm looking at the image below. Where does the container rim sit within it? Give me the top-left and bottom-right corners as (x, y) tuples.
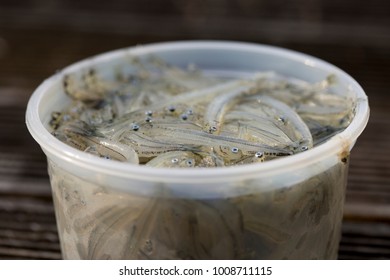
(25, 40), (370, 183)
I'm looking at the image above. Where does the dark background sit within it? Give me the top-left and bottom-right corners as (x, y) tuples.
(0, 0), (389, 259)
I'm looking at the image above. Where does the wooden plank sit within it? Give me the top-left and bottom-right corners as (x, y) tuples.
(0, 247), (61, 260)
(342, 221), (390, 237)
(0, 219), (57, 232)
(0, 87), (32, 107)
(339, 244), (390, 258)
(0, 198), (54, 214)
(0, 228), (58, 243)
(344, 203), (390, 222)
(0, 180), (51, 197)
(0, 239), (60, 252)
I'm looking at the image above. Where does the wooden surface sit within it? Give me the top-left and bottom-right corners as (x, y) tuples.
(0, 0), (389, 259)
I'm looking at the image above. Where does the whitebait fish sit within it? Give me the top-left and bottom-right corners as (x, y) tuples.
(120, 132), (193, 159)
(258, 95), (313, 150)
(54, 121), (139, 163)
(63, 70), (116, 102)
(146, 151), (201, 168)
(144, 124), (292, 155)
(203, 84), (257, 134)
(147, 55), (220, 90)
(51, 56), (355, 167)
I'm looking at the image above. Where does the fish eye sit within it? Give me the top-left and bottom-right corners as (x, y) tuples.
(255, 152), (263, 158)
(167, 105), (176, 112)
(131, 123), (140, 131)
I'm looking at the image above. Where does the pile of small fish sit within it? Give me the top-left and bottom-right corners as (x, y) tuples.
(51, 56), (354, 167)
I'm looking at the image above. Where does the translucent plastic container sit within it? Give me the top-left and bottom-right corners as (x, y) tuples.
(26, 41), (369, 259)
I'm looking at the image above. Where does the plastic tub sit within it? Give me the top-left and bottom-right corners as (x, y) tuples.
(26, 41), (369, 259)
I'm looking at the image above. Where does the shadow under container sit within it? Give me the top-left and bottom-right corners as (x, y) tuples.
(26, 41), (369, 259)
